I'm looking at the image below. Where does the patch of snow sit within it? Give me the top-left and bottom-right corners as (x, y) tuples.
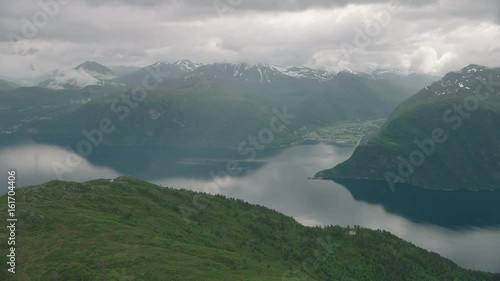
(269, 64), (288, 73)
(47, 69), (100, 90)
(173, 60), (200, 72)
(257, 67), (264, 83)
(152, 61), (169, 67)
(372, 68), (414, 76)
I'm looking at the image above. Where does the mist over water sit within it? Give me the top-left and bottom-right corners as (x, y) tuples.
(1, 141), (500, 273)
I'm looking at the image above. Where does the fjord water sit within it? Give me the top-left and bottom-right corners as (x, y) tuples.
(1, 140), (499, 273)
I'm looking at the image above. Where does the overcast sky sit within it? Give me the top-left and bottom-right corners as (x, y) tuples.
(1, 0), (500, 82)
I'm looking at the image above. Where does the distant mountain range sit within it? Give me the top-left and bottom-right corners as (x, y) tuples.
(35, 59), (439, 92)
(316, 64), (500, 191)
(107, 65), (141, 77)
(181, 63), (336, 84)
(3, 62), (498, 189)
(1, 59), (441, 148)
(114, 60), (202, 86)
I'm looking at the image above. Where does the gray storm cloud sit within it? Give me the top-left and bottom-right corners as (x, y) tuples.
(0, 0), (499, 82)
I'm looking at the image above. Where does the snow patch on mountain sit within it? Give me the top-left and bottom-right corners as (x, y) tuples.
(371, 68), (414, 76)
(173, 59), (203, 72)
(47, 69), (100, 90)
(283, 66), (336, 81)
(185, 63), (340, 84)
(75, 61), (116, 80)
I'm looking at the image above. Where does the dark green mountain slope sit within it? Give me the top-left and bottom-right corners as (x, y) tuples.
(0, 79), (20, 91)
(0, 87), (123, 133)
(16, 70), (426, 148)
(4, 61), (439, 148)
(316, 65), (500, 190)
(26, 81), (296, 147)
(0, 177), (497, 280)
(370, 69), (440, 93)
(180, 64), (424, 115)
(114, 60), (200, 87)
(75, 61), (115, 78)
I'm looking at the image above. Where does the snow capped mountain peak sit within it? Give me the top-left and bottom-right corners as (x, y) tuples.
(426, 64), (499, 97)
(146, 61), (173, 68)
(337, 69), (360, 76)
(39, 59), (443, 92)
(251, 63), (302, 72)
(460, 64), (489, 74)
(183, 62), (341, 84)
(253, 64), (289, 75)
(40, 61), (116, 89)
(149, 60), (202, 72)
(371, 68), (414, 76)
(173, 59), (191, 65)
(234, 63), (338, 82)
(268, 64), (289, 73)
(283, 66), (335, 81)
(74, 61), (116, 80)
(45, 69), (100, 90)
(152, 61), (169, 66)
(173, 59), (202, 71)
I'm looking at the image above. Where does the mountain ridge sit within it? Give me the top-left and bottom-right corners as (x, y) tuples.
(35, 59), (439, 91)
(75, 61), (116, 80)
(316, 64), (500, 191)
(0, 176), (498, 280)
(0, 79), (20, 91)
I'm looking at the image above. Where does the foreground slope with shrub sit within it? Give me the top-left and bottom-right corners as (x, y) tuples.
(0, 177), (498, 280)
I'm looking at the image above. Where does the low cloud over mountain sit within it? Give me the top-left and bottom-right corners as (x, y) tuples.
(1, 0), (499, 82)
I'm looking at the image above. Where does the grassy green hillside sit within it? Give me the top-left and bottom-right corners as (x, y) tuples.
(0, 177), (498, 280)
(317, 65), (500, 190)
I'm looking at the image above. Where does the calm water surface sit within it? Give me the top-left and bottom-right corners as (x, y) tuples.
(1, 140), (499, 273)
